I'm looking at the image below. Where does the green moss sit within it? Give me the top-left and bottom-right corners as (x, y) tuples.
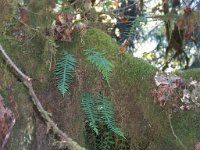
(0, 30), (48, 149)
(0, 0), (12, 29)
(83, 29), (118, 54)
(5, 83), (34, 150)
(114, 54), (157, 85)
(0, 33), (53, 88)
(179, 68), (200, 80)
(144, 68), (200, 150)
(172, 111), (200, 148)
(170, 69), (200, 149)
(56, 28), (119, 90)
(57, 28), (118, 59)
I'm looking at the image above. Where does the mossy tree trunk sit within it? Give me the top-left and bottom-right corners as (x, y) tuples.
(0, 27), (200, 150)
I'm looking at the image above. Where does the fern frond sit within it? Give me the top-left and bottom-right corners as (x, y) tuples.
(81, 92), (125, 138)
(55, 51), (77, 97)
(128, 16), (147, 38)
(97, 95), (126, 139)
(81, 92), (99, 135)
(84, 48), (113, 86)
(98, 130), (115, 150)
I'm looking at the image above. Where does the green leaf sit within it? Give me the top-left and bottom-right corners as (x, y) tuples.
(104, 1), (112, 7)
(84, 48), (113, 86)
(128, 15), (147, 37)
(81, 92), (99, 135)
(97, 95), (126, 139)
(55, 51), (77, 97)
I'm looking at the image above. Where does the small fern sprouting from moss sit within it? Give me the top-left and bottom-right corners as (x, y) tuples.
(55, 51), (77, 97)
(81, 92), (99, 135)
(84, 48), (113, 86)
(81, 92), (125, 139)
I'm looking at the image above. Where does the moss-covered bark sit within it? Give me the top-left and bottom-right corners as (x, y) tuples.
(0, 28), (200, 150)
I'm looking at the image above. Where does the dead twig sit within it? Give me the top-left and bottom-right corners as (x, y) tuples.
(0, 95), (16, 150)
(2, 118), (15, 149)
(0, 44), (85, 150)
(168, 114), (188, 150)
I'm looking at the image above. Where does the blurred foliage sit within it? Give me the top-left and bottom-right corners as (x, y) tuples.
(107, 0), (200, 71)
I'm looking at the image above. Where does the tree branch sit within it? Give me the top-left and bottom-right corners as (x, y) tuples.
(0, 44), (85, 150)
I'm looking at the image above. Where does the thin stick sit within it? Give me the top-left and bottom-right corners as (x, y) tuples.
(2, 118), (16, 149)
(168, 114), (188, 150)
(0, 44), (85, 150)
(0, 45), (30, 81)
(71, 0), (80, 6)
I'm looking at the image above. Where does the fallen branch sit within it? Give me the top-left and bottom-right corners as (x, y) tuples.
(0, 44), (85, 150)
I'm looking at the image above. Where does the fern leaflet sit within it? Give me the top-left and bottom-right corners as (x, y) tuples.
(81, 92), (99, 135)
(97, 95), (126, 139)
(128, 15), (147, 38)
(81, 92), (126, 139)
(98, 130), (115, 150)
(55, 51), (77, 97)
(84, 48), (113, 86)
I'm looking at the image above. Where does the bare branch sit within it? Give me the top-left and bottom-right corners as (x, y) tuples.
(0, 45), (30, 81)
(0, 44), (85, 150)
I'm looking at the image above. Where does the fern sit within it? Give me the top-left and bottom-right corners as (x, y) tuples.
(97, 95), (126, 139)
(81, 92), (99, 135)
(55, 51), (77, 97)
(97, 130), (115, 150)
(84, 48), (113, 86)
(81, 92), (126, 139)
(128, 15), (147, 38)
